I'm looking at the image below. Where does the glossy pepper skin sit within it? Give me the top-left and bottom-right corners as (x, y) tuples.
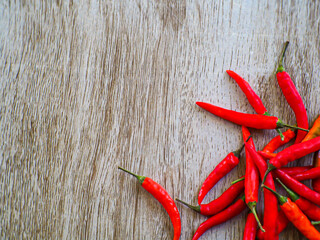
(257, 210), (289, 240)
(242, 127), (264, 232)
(118, 167), (181, 240)
(302, 115), (320, 142)
(291, 167), (320, 181)
(226, 70), (267, 115)
(243, 212), (258, 240)
(313, 151), (320, 193)
(264, 136), (320, 181)
(192, 195), (246, 240)
(275, 169), (320, 206)
(176, 180), (244, 216)
(198, 147), (242, 204)
(279, 166), (312, 176)
(277, 178), (320, 221)
(245, 143), (278, 239)
(276, 41), (308, 143)
(258, 129), (295, 159)
(263, 185), (320, 240)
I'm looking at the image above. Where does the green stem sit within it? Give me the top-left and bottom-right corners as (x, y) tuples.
(118, 166), (146, 184)
(231, 177), (245, 185)
(276, 129), (285, 141)
(276, 178), (299, 202)
(175, 199), (200, 213)
(277, 41), (289, 73)
(262, 184), (287, 205)
(312, 221), (320, 225)
(280, 123), (309, 132)
(247, 202), (265, 232)
(261, 163), (276, 185)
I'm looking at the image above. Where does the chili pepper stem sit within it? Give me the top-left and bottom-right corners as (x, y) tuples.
(276, 178), (299, 201)
(231, 176), (245, 185)
(247, 202), (265, 232)
(261, 163), (276, 185)
(276, 129), (285, 141)
(277, 41), (289, 73)
(118, 166), (146, 184)
(312, 221), (320, 225)
(175, 199), (200, 213)
(262, 184), (287, 205)
(279, 122), (309, 132)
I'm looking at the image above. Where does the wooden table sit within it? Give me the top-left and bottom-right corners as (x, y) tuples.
(1, 1), (319, 239)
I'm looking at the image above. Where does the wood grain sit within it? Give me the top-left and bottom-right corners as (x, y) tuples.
(0, 0), (319, 239)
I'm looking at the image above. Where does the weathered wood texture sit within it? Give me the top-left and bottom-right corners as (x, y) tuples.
(1, 0), (320, 239)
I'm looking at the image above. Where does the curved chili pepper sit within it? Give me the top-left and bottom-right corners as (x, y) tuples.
(256, 210), (289, 240)
(275, 169), (320, 206)
(197, 145), (244, 204)
(176, 179), (244, 216)
(192, 195), (247, 240)
(262, 136), (320, 184)
(196, 102), (308, 131)
(258, 129), (295, 159)
(291, 167), (320, 181)
(262, 185), (320, 240)
(279, 166), (312, 176)
(226, 70), (267, 115)
(227, 70), (284, 139)
(245, 143), (278, 239)
(276, 41), (309, 143)
(118, 167), (181, 240)
(302, 115), (320, 142)
(313, 151), (320, 193)
(242, 127), (264, 232)
(243, 212), (258, 240)
(277, 178), (320, 221)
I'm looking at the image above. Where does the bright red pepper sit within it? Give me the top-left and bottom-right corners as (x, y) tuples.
(192, 195), (246, 240)
(277, 178), (320, 221)
(263, 185), (320, 240)
(276, 41), (309, 143)
(198, 145), (243, 204)
(226, 70), (267, 115)
(302, 115), (320, 142)
(258, 129), (295, 159)
(291, 167), (320, 181)
(118, 167), (181, 240)
(256, 210), (289, 239)
(275, 169), (320, 206)
(176, 179), (244, 216)
(243, 212), (258, 240)
(313, 151), (320, 193)
(196, 102), (308, 132)
(242, 127), (264, 232)
(262, 136), (320, 184)
(279, 166), (312, 176)
(245, 143), (278, 239)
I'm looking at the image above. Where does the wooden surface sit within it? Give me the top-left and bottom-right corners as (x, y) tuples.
(1, 0), (320, 239)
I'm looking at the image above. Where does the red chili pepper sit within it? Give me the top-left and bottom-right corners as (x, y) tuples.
(262, 136), (320, 184)
(256, 210), (289, 240)
(196, 102), (308, 131)
(176, 179), (244, 216)
(242, 127), (264, 232)
(258, 129), (295, 159)
(192, 195), (247, 240)
(276, 41), (309, 143)
(291, 167), (320, 181)
(313, 151), (320, 193)
(118, 167), (181, 240)
(245, 143), (278, 239)
(302, 115), (320, 142)
(197, 145), (244, 204)
(243, 212), (258, 240)
(275, 169), (320, 206)
(262, 184), (320, 240)
(277, 178), (320, 221)
(278, 166), (312, 176)
(226, 70), (267, 115)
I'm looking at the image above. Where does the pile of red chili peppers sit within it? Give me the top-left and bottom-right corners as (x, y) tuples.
(119, 42), (320, 239)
